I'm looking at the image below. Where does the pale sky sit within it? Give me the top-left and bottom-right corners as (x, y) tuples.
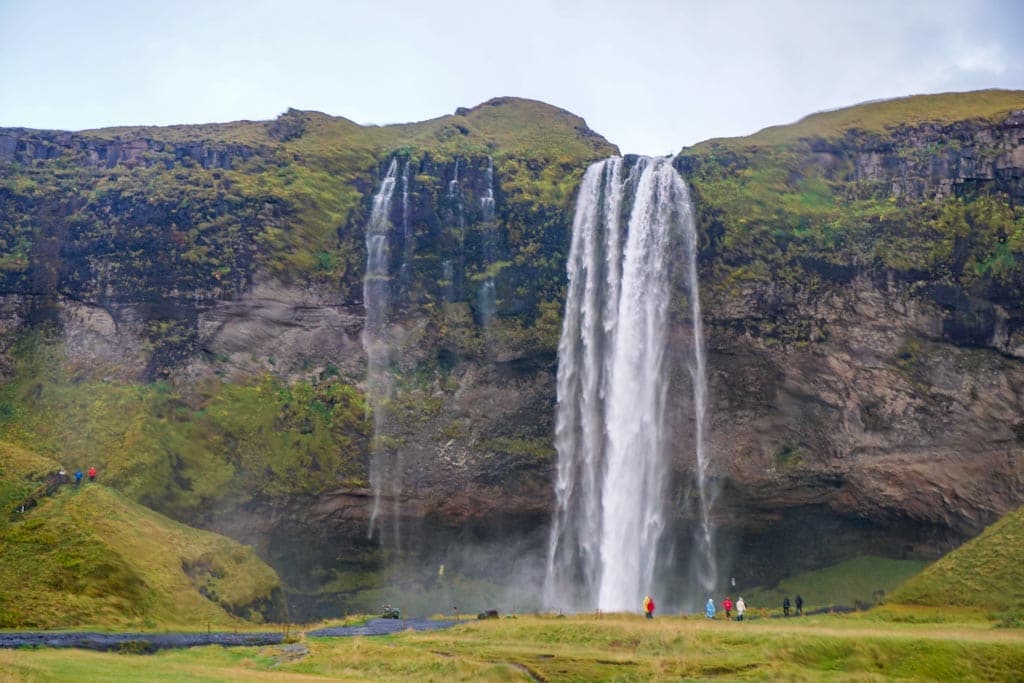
(1, 0), (1022, 155)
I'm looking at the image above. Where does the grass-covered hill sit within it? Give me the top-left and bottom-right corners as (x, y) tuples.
(0, 440), (285, 629)
(889, 504), (1024, 614)
(679, 89), (1024, 336)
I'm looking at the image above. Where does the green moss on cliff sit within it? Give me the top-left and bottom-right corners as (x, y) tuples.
(1, 97), (615, 298)
(681, 90), (1024, 323)
(0, 330), (370, 521)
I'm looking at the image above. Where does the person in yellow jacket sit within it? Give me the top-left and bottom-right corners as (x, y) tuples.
(643, 595), (655, 619)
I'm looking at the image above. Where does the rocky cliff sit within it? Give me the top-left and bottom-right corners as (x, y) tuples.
(2, 91), (1024, 613)
(679, 91), (1024, 583)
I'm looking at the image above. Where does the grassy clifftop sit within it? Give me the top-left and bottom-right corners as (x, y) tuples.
(696, 89), (1024, 149)
(0, 440), (284, 629)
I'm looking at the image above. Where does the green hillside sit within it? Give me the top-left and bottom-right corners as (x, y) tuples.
(0, 441), (284, 629)
(697, 89), (1024, 149)
(889, 506), (1024, 613)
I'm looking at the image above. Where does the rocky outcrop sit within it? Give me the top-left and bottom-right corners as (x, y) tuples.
(0, 127), (258, 170)
(851, 111), (1024, 202)
(703, 273), (1024, 576)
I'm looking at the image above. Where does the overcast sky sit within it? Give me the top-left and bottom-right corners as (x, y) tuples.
(1, 0), (1022, 155)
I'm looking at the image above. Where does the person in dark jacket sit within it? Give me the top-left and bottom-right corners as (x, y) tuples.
(795, 594), (803, 616)
(783, 596), (791, 617)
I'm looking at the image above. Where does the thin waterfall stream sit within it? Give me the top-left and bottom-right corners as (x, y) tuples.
(364, 158), (402, 545)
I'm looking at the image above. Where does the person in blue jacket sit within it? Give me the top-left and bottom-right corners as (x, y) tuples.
(705, 597), (716, 619)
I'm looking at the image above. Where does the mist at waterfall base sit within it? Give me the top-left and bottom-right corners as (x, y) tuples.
(544, 156), (725, 614)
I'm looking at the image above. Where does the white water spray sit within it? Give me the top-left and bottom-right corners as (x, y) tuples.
(544, 156), (713, 611)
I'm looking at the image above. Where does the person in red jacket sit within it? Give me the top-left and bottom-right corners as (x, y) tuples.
(722, 596), (733, 619)
(87, 466), (97, 482)
(643, 595), (655, 619)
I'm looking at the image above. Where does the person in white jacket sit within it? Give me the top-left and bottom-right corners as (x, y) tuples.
(736, 597), (747, 621)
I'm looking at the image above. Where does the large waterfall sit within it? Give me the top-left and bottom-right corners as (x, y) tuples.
(544, 156), (712, 612)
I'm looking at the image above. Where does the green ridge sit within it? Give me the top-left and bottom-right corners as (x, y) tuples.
(0, 445), (284, 629)
(890, 505), (1024, 613)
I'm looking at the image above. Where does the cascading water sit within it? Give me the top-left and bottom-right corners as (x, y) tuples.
(544, 156), (713, 611)
(398, 160), (414, 296)
(448, 158), (466, 302)
(477, 156), (497, 325)
(364, 158), (401, 544)
(684, 188), (717, 596)
(480, 156), (496, 221)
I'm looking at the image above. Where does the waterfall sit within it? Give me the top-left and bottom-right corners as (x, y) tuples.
(398, 160), (414, 296)
(364, 158), (400, 543)
(448, 158), (466, 302)
(480, 156), (496, 221)
(544, 156), (711, 611)
(685, 182), (717, 596)
(478, 156), (497, 325)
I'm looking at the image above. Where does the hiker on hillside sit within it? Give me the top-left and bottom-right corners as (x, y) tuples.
(643, 595), (655, 619)
(74, 470), (83, 486)
(736, 597), (746, 621)
(87, 466), (96, 482)
(705, 597), (716, 619)
(783, 596), (791, 616)
(722, 596), (733, 619)
(795, 594), (803, 616)
(58, 466), (67, 482)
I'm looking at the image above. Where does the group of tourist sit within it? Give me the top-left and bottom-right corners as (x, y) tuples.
(640, 593), (804, 619)
(705, 596), (746, 620)
(57, 466), (98, 485)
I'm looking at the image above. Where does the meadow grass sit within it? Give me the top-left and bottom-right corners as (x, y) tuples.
(2, 611), (1023, 681)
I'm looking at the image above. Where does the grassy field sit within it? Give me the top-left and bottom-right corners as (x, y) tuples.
(2, 610), (1023, 681)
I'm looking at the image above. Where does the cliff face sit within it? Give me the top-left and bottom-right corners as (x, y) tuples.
(2, 92), (1024, 610)
(679, 95), (1024, 581)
